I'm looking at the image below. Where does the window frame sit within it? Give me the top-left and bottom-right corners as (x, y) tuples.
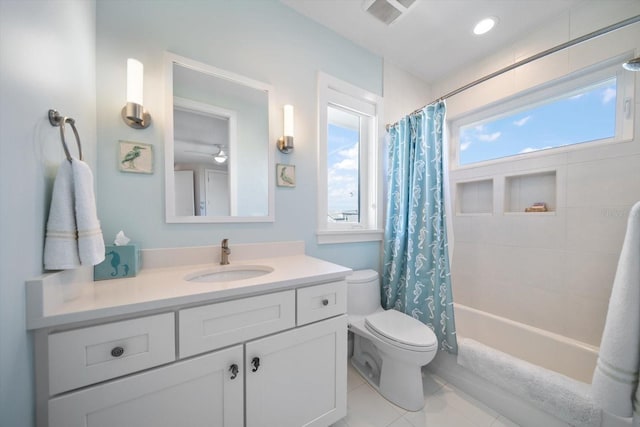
(450, 57), (635, 170)
(317, 72), (384, 244)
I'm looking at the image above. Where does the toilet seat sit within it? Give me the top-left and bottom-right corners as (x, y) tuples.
(365, 310), (437, 352)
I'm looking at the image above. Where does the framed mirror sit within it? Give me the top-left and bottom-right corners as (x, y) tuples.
(164, 53), (274, 223)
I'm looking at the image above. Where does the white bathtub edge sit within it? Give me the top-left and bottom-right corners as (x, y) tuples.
(454, 302), (599, 383)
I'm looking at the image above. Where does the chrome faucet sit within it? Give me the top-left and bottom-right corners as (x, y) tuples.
(220, 238), (231, 265)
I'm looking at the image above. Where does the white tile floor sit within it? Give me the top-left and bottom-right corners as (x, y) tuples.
(332, 363), (521, 427)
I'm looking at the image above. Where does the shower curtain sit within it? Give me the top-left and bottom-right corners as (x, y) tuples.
(382, 101), (457, 354)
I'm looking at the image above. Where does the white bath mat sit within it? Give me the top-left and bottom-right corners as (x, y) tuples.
(457, 338), (601, 427)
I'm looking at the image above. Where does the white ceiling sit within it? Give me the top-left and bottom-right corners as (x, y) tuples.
(280, 0), (582, 83)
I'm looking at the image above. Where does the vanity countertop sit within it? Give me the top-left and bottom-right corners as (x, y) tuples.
(26, 251), (352, 330)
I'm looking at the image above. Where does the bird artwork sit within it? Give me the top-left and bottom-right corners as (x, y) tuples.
(121, 145), (146, 170)
(278, 165), (295, 187)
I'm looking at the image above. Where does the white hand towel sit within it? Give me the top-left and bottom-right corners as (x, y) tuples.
(44, 160), (81, 269)
(44, 158), (105, 270)
(592, 201), (640, 423)
(72, 158), (105, 266)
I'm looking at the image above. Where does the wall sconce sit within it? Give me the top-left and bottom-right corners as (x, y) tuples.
(121, 58), (151, 129)
(277, 104), (294, 153)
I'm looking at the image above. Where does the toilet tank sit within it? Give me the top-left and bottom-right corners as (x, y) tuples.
(347, 269), (382, 316)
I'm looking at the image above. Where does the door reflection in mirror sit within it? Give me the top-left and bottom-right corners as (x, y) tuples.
(173, 98), (234, 216)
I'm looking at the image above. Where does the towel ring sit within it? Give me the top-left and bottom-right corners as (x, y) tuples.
(48, 109), (83, 163)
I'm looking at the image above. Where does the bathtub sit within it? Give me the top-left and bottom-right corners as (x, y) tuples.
(427, 303), (631, 427)
(453, 303), (599, 383)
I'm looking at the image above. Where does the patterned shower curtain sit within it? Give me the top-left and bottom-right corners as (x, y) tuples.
(382, 101), (457, 354)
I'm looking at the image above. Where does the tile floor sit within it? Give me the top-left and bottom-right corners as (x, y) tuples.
(332, 363), (521, 427)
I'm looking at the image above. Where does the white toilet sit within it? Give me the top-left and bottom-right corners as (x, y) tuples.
(347, 270), (438, 411)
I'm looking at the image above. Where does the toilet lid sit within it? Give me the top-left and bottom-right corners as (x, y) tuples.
(365, 310), (437, 350)
(347, 269), (379, 284)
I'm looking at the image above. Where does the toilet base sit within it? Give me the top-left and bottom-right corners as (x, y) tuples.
(350, 355), (426, 411)
(379, 356), (425, 411)
(349, 316), (437, 412)
(350, 333), (427, 411)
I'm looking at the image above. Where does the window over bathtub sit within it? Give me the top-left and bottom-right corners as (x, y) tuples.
(317, 72), (384, 244)
(450, 58), (635, 168)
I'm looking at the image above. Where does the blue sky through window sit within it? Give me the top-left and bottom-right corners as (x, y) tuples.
(459, 77), (617, 165)
(327, 113), (359, 222)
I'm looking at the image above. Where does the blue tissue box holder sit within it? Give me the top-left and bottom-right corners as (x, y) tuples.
(94, 244), (140, 281)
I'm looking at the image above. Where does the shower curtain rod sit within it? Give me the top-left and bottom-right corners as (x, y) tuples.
(386, 14), (640, 130)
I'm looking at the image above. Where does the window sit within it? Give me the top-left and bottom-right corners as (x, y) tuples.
(452, 59), (634, 167)
(327, 107), (362, 223)
(317, 73), (383, 244)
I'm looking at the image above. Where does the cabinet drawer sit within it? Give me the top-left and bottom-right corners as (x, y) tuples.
(297, 281), (346, 326)
(179, 290), (295, 358)
(48, 313), (175, 395)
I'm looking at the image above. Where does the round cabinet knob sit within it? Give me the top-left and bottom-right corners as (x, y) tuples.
(251, 357), (260, 372)
(229, 364), (239, 380)
(322, 299), (329, 306)
(110, 346), (125, 358)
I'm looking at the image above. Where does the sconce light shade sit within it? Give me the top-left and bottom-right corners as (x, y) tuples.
(122, 58), (151, 129)
(278, 104), (294, 153)
(283, 104), (294, 137)
(126, 58), (144, 105)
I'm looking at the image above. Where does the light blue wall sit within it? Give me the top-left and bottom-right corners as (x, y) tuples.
(0, 1), (97, 426)
(0, 3), (382, 425)
(96, 0), (384, 270)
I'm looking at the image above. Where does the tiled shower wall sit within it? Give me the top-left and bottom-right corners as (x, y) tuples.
(436, 1), (640, 348)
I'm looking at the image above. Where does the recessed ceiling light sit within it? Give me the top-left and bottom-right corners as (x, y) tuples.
(473, 17), (497, 35)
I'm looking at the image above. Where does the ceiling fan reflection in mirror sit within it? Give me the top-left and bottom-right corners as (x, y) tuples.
(184, 145), (228, 164)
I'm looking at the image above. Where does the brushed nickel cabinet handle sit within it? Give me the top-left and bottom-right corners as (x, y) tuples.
(229, 364), (239, 380)
(110, 346), (124, 358)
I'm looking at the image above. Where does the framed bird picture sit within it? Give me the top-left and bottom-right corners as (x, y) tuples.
(119, 141), (153, 174)
(276, 163), (296, 187)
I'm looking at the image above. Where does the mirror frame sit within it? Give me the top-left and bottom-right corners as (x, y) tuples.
(164, 52), (275, 223)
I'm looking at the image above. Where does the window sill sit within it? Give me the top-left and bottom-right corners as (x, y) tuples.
(316, 229), (384, 244)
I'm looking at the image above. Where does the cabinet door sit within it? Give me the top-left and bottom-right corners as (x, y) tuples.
(245, 315), (347, 427)
(49, 346), (243, 427)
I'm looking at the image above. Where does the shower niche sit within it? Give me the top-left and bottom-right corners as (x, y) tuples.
(504, 170), (556, 214)
(456, 179), (493, 215)
(454, 170), (557, 215)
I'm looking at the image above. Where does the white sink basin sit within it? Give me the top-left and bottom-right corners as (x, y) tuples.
(184, 265), (273, 283)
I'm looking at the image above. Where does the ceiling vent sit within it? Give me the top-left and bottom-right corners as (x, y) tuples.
(363, 0), (416, 25)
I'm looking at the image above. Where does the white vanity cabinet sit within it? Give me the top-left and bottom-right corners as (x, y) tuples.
(35, 280), (348, 427)
(245, 315), (346, 427)
(48, 345), (244, 427)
